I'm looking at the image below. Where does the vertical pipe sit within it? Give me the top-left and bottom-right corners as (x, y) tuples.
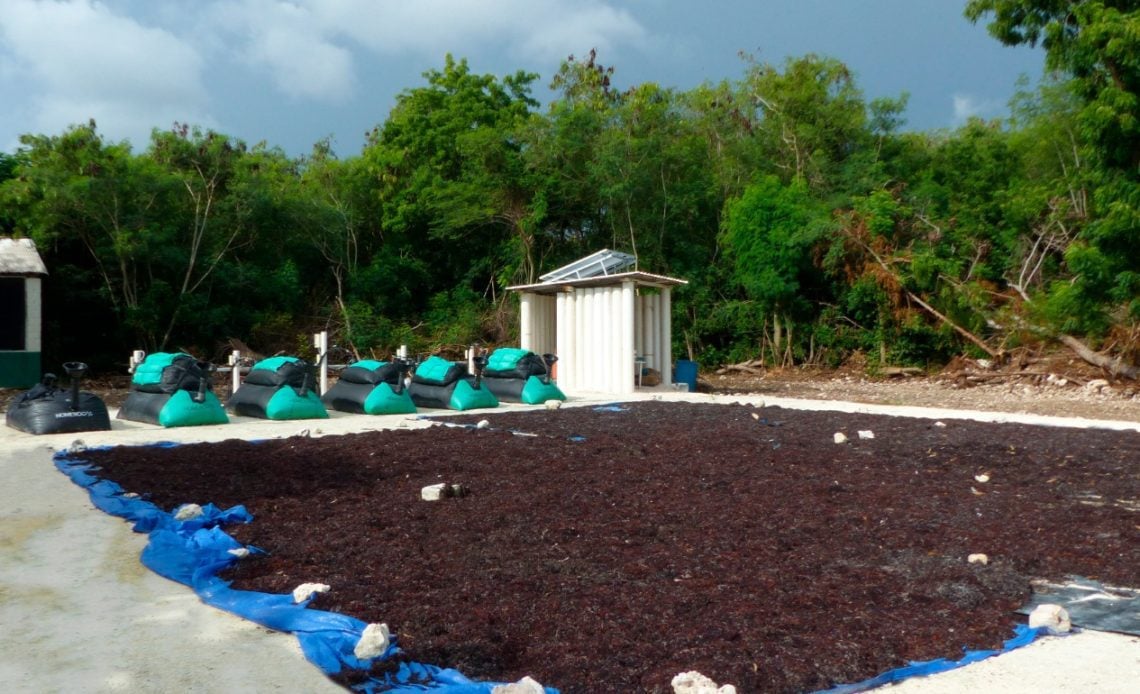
(620, 281), (636, 393)
(313, 331), (329, 395)
(519, 292), (534, 351)
(661, 286), (673, 387)
(229, 350), (242, 393)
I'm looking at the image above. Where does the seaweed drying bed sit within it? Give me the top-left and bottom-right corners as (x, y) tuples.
(79, 401), (1140, 692)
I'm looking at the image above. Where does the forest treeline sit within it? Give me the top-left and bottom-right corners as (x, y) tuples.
(2, 2), (1138, 377)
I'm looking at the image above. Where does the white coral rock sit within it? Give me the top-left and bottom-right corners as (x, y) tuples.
(671, 670), (737, 694)
(967, 553), (989, 565)
(491, 675), (546, 693)
(833, 432), (848, 444)
(857, 430), (875, 439)
(476, 419), (491, 429)
(173, 503), (204, 521)
(291, 582), (330, 603)
(1028, 604), (1071, 634)
(544, 399), (562, 410)
(353, 622), (391, 659)
(421, 483), (448, 501)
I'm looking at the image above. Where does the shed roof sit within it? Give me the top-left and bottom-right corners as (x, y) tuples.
(0, 238), (48, 276)
(507, 270), (687, 295)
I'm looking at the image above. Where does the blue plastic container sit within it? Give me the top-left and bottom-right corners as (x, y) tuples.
(674, 360), (698, 392)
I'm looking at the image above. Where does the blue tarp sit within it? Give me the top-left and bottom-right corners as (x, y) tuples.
(816, 624), (1046, 693)
(54, 446), (557, 693)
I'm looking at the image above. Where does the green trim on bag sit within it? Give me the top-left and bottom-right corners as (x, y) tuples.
(415, 355), (456, 383)
(250, 356), (299, 373)
(363, 382), (417, 415)
(520, 376), (566, 404)
(131, 352), (190, 386)
(449, 379), (499, 411)
(264, 387), (329, 420)
(486, 348), (529, 371)
(351, 359), (388, 372)
(157, 390), (229, 427)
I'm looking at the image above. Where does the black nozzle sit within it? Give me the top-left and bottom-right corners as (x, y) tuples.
(194, 361), (215, 404)
(541, 353), (558, 384)
(296, 360), (314, 397)
(62, 362), (87, 411)
(393, 356), (415, 395)
(472, 354), (487, 389)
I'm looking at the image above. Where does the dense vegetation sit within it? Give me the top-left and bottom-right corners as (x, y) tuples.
(2, 3), (1138, 377)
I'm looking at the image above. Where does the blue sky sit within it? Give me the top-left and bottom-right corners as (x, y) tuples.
(0, 1), (1045, 157)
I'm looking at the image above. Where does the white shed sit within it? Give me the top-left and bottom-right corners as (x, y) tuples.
(507, 250), (687, 394)
(0, 237), (48, 387)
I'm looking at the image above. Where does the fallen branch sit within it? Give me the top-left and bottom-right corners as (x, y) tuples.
(880, 367), (923, 377)
(1058, 335), (1139, 380)
(854, 237), (1000, 358)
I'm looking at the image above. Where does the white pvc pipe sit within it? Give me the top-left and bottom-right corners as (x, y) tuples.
(312, 331), (329, 394)
(228, 350), (242, 392)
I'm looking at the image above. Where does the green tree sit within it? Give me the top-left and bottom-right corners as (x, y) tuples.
(968, 1), (1140, 372)
(721, 176), (827, 364)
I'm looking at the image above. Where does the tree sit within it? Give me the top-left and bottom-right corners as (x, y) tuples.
(362, 55), (542, 347)
(968, 1), (1140, 371)
(721, 176), (826, 364)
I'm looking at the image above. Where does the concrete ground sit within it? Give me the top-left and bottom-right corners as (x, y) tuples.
(1, 390), (1137, 693)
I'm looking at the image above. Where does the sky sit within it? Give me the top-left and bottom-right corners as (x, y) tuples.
(0, 0), (1046, 158)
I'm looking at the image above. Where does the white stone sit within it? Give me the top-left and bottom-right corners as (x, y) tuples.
(421, 483), (448, 501)
(476, 419), (491, 429)
(1086, 378), (1110, 392)
(173, 503), (204, 521)
(544, 399), (561, 410)
(857, 430), (875, 439)
(968, 553), (989, 565)
(934, 421), (947, 428)
(671, 670), (737, 694)
(67, 439), (86, 454)
(974, 473), (991, 483)
(833, 432), (848, 444)
(291, 582), (330, 603)
(227, 548), (251, 558)
(293, 428), (311, 438)
(1028, 604), (1071, 634)
(491, 675), (546, 694)
(353, 622), (390, 659)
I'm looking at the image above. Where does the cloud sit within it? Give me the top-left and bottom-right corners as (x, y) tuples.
(207, 0), (647, 92)
(208, 0), (355, 101)
(952, 93), (1003, 124)
(0, 0), (212, 147)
